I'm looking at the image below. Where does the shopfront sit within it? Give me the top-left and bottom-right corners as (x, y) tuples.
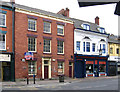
(74, 54), (108, 78)
(0, 53), (12, 81)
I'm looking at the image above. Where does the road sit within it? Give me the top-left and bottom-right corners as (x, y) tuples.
(2, 76), (119, 91)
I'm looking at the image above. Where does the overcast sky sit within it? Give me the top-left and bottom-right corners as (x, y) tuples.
(2, 0), (118, 36)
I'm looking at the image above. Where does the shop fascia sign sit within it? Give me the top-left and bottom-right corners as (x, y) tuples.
(0, 54), (11, 62)
(24, 52), (34, 61)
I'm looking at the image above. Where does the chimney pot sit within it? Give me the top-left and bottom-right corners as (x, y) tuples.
(95, 16), (99, 25)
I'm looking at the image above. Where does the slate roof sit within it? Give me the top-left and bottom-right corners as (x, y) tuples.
(0, 1), (73, 22)
(70, 18), (107, 34)
(108, 35), (120, 44)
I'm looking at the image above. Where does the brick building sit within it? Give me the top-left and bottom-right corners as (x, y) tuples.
(14, 3), (74, 80)
(0, 1), (74, 81)
(0, 1), (14, 81)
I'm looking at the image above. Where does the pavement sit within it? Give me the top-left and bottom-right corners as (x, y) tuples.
(1, 75), (118, 88)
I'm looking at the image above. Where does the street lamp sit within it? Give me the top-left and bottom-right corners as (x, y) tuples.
(99, 49), (102, 55)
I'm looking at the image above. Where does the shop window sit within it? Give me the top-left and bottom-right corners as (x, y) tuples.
(86, 64), (93, 73)
(43, 21), (51, 33)
(99, 64), (106, 72)
(58, 62), (64, 74)
(28, 61), (36, 75)
(0, 33), (6, 50)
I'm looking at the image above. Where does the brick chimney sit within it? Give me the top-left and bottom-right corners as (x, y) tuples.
(57, 8), (69, 17)
(95, 16), (99, 25)
(10, 0), (15, 3)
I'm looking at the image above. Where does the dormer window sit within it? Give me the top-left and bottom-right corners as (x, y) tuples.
(99, 28), (105, 33)
(83, 24), (90, 30)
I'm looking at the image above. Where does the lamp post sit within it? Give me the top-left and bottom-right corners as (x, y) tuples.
(99, 49), (102, 55)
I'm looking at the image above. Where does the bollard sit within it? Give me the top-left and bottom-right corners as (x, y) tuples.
(33, 75), (35, 84)
(27, 77), (29, 85)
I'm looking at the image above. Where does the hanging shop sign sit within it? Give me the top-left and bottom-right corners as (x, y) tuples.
(0, 54), (11, 62)
(24, 52), (34, 60)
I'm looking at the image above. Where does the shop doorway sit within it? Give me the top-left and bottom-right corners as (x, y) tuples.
(3, 62), (11, 81)
(94, 65), (99, 77)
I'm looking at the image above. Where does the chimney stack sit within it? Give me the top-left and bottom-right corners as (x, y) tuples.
(57, 8), (69, 17)
(10, 0), (15, 3)
(95, 16), (99, 25)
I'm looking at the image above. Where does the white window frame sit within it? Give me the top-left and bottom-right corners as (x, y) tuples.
(28, 37), (37, 52)
(58, 62), (64, 74)
(76, 41), (80, 51)
(82, 23), (90, 30)
(98, 28), (105, 33)
(57, 40), (64, 54)
(43, 39), (51, 53)
(28, 61), (37, 75)
(28, 19), (37, 31)
(43, 21), (51, 33)
(83, 41), (91, 52)
(57, 24), (64, 36)
(0, 33), (6, 50)
(0, 13), (6, 27)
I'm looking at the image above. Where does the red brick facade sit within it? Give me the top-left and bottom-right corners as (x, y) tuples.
(14, 10), (74, 79)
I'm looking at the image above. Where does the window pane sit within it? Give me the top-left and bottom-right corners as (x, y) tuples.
(28, 19), (36, 31)
(103, 44), (106, 53)
(57, 40), (64, 53)
(117, 48), (119, 54)
(57, 25), (64, 35)
(43, 39), (50, 52)
(0, 14), (6, 26)
(86, 42), (90, 52)
(83, 42), (85, 52)
(86, 64), (93, 73)
(0, 34), (5, 50)
(28, 61), (36, 75)
(110, 47), (113, 54)
(76, 41), (80, 51)
(44, 22), (51, 33)
(28, 37), (36, 51)
(92, 43), (95, 52)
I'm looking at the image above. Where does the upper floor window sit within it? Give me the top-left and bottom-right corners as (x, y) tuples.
(43, 39), (51, 53)
(83, 24), (90, 30)
(28, 19), (36, 31)
(116, 48), (119, 54)
(100, 44), (106, 54)
(0, 33), (6, 50)
(57, 24), (64, 35)
(57, 40), (64, 54)
(76, 41), (80, 51)
(92, 43), (96, 52)
(99, 28), (105, 33)
(83, 42), (90, 52)
(110, 47), (113, 54)
(28, 37), (36, 52)
(43, 22), (51, 33)
(0, 13), (6, 27)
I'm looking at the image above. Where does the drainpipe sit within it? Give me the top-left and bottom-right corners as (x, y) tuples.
(11, 1), (15, 82)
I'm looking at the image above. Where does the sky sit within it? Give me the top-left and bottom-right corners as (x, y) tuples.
(2, 0), (118, 36)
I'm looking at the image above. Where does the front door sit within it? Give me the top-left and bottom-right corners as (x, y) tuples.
(44, 66), (49, 79)
(94, 65), (99, 77)
(69, 66), (72, 77)
(3, 66), (11, 81)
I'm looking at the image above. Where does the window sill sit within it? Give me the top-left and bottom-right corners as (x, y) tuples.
(28, 51), (37, 54)
(57, 53), (64, 56)
(57, 34), (64, 37)
(0, 50), (7, 51)
(43, 52), (52, 55)
(28, 30), (37, 32)
(0, 26), (7, 28)
(43, 32), (52, 35)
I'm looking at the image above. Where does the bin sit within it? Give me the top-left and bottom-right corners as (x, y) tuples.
(59, 75), (64, 82)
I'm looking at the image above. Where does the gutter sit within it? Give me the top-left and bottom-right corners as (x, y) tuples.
(11, 1), (15, 82)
